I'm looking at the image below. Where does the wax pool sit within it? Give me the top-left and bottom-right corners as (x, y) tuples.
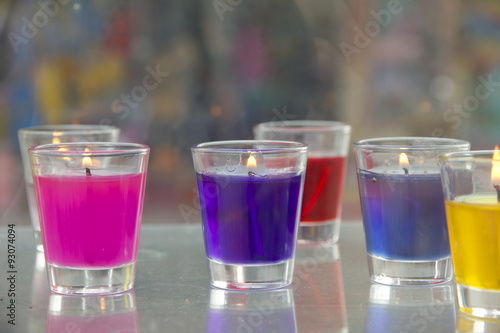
(301, 156), (347, 223)
(445, 195), (500, 290)
(357, 170), (449, 260)
(34, 173), (146, 269)
(196, 173), (302, 264)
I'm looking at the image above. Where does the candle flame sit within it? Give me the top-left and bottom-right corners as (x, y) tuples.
(399, 153), (409, 166)
(492, 146), (500, 185)
(82, 148), (92, 168)
(52, 137), (61, 144)
(247, 154), (257, 168)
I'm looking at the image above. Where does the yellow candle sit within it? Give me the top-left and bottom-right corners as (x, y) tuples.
(445, 194), (500, 290)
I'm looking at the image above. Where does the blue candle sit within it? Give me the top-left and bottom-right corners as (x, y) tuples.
(357, 169), (450, 260)
(197, 173), (302, 264)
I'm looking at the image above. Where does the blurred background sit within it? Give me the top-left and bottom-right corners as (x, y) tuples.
(1, 0), (500, 225)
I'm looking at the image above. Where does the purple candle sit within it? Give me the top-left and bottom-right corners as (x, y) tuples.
(353, 137), (470, 286)
(192, 140), (307, 290)
(357, 169), (449, 260)
(197, 173), (302, 264)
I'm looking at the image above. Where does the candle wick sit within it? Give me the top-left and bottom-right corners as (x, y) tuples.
(86, 167), (92, 176)
(248, 171), (267, 178)
(403, 167), (409, 175)
(495, 185), (500, 203)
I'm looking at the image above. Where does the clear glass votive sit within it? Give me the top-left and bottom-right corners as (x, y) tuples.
(353, 137), (470, 285)
(254, 121), (351, 244)
(29, 142), (149, 295)
(440, 150), (500, 318)
(46, 291), (139, 332)
(18, 125), (120, 252)
(192, 140), (307, 290)
(207, 288), (296, 333)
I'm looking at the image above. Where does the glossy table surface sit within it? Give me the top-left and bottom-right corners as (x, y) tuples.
(0, 222), (497, 332)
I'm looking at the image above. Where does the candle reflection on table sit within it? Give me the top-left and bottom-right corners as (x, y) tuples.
(46, 291), (140, 333)
(293, 243), (348, 333)
(456, 312), (500, 332)
(365, 283), (456, 333)
(206, 288), (296, 333)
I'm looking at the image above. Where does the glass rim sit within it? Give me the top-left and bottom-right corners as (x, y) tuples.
(254, 120), (351, 133)
(439, 150), (500, 164)
(192, 140), (307, 154)
(18, 124), (119, 136)
(353, 137), (470, 151)
(29, 142), (149, 157)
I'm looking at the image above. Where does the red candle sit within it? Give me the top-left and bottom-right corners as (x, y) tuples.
(300, 156), (347, 223)
(34, 173), (146, 269)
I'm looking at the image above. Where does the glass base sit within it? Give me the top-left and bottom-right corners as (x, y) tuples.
(27, 183), (44, 252)
(457, 283), (500, 318)
(297, 219), (340, 244)
(33, 229), (44, 252)
(368, 254), (453, 286)
(208, 258), (294, 290)
(47, 262), (136, 295)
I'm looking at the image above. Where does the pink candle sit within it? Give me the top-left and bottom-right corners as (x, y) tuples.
(34, 173), (146, 269)
(30, 142), (149, 295)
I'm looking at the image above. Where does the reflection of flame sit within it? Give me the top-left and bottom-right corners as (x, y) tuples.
(399, 153), (409, 166)
(101, 297), (106, 310)
(82, 148), (92, 168)
(52, 132), (64, 144)
(492, 146), (500, 185)
(247, 154), (257, 168)
(53, 133), (69, 159)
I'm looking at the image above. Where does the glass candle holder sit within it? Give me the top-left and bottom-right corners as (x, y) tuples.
(353, 137), (470, 285)
(254, 121), (351, 244)
(192, 140), (307, 290)
(440, 150), (500, 318)
(29, 142), (149, 295)
(18, 125), (120, 252)
(207, 288), (296, 333)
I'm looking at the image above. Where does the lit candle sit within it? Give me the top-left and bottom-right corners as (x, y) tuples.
(443, 147), (500, 292)
(30, 142), (149, 294)
(197, 151), (302, 264)
(357, 152), (449, 261)
(353, 137), (469, 285)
